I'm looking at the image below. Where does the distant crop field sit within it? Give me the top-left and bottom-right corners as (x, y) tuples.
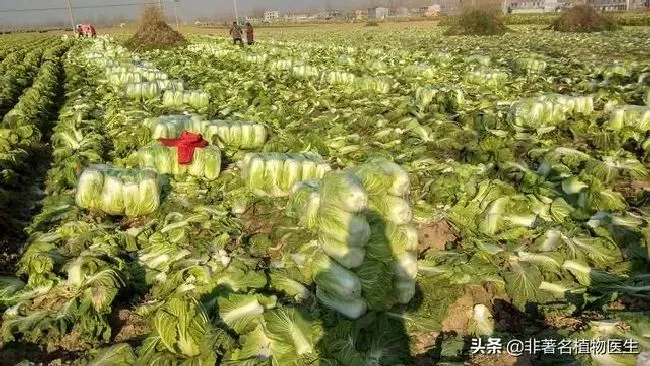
(0, 20), (650, 365)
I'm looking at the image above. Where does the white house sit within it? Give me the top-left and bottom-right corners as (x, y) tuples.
(508, 0), (560, 12)
(264, 10), (279, 22)
(587, 0), (646, 11)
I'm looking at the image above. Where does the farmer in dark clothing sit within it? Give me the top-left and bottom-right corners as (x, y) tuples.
(245, 22), (254, 45)
(230, 22), (244, 47)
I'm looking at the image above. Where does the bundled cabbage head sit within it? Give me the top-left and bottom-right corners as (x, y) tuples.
(245, 54), (268, 64)
(270, 59), (304, 71)
(144, 115), (268, 149)
(286, 161), (419, 317)
(404, 64), (436, 78)
(357, 77), (391, 94)
(124, 81), (162, 100)
(162, 90), (210, 109)
(508, 93), (594, 129)
(144, 114), (205, 139)
(465, 68), (508, 88)
(322, 70), (356, 85)
(202, 120), (268, 149)
(292, 65), (320, 78)
(604, 105), (650, 132)
(138, 142), (222, 180)
(75, 164), (161, 216)
(316, 171), (370, 269)
(311, 252), (367, 319)
(287, 180), (321, 229)
(108, 71), (142, 86)
(240, 152), (331, 197)
(349, 158), (417, 306)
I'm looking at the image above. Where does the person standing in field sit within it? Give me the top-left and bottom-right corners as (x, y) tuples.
(230, 22), (244, 47)
(90, 24), (97, 38)
(245, 22), (254, 45)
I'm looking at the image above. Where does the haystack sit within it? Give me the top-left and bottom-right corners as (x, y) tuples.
(444, 0), (508, 36)
(125, 5), (186, 50)
(550, 5), (619, 33)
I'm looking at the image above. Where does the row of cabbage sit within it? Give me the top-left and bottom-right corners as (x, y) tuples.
(0, 40), (69, 207)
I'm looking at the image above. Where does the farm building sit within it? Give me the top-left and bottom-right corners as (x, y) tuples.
(355, 9), (368, 20)
(586, 0), (647, 10)
(264, 10), (279, 22)
(509, 0), (562, 12)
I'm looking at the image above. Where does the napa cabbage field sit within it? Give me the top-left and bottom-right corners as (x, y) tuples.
(0, 23), (650, 365)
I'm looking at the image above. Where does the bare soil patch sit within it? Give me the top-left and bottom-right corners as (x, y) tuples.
(441, 284), (494, 334)
(417, 219), (459, 253)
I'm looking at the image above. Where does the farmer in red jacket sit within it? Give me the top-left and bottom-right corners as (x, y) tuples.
(245, 23), (254, 45)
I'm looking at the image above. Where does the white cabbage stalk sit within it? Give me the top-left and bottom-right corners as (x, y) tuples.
(287, 180), (321, 229)
(312, 253), (362, 300)
(100, 174), (125, 215)
(350, 158), (410, 196)
(368, 195), (413, 225)
(319, 236), (366, 269)
(393, 251), (418, 280)
(317, 204), (370, 247)
(76, 165), (106, 209)
(394, 278), (416, 304)
(320, 171), (367, 213)
(316, 287), (367, 320)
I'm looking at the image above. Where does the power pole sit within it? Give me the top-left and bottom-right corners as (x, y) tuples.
(66, 0), (76, 33)
(159, 0), (164, 11)
(174, 0), (180, 30)
(233, 0), (239, 24)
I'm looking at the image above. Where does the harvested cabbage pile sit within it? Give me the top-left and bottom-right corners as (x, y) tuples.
(162, 90), (210, 109)
(240, 152), (331, 197)
(201, 120), (268, 149)
(508, 93), (594, 129)
(604, 105), (650, 131)
(124, 80), (184, 100)
(349, 158), (417, 306)
(144, 115), (267, 149)
(75, 164), (161, 216)
(137, 142), (222, 180)
(124, 81), (162, 100)
(286, 160), (418, 318)
(144, 114), (204, 139)
(464, 68), (508, 87)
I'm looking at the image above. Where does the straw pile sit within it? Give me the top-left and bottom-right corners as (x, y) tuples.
(125, 5), (186, 50)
